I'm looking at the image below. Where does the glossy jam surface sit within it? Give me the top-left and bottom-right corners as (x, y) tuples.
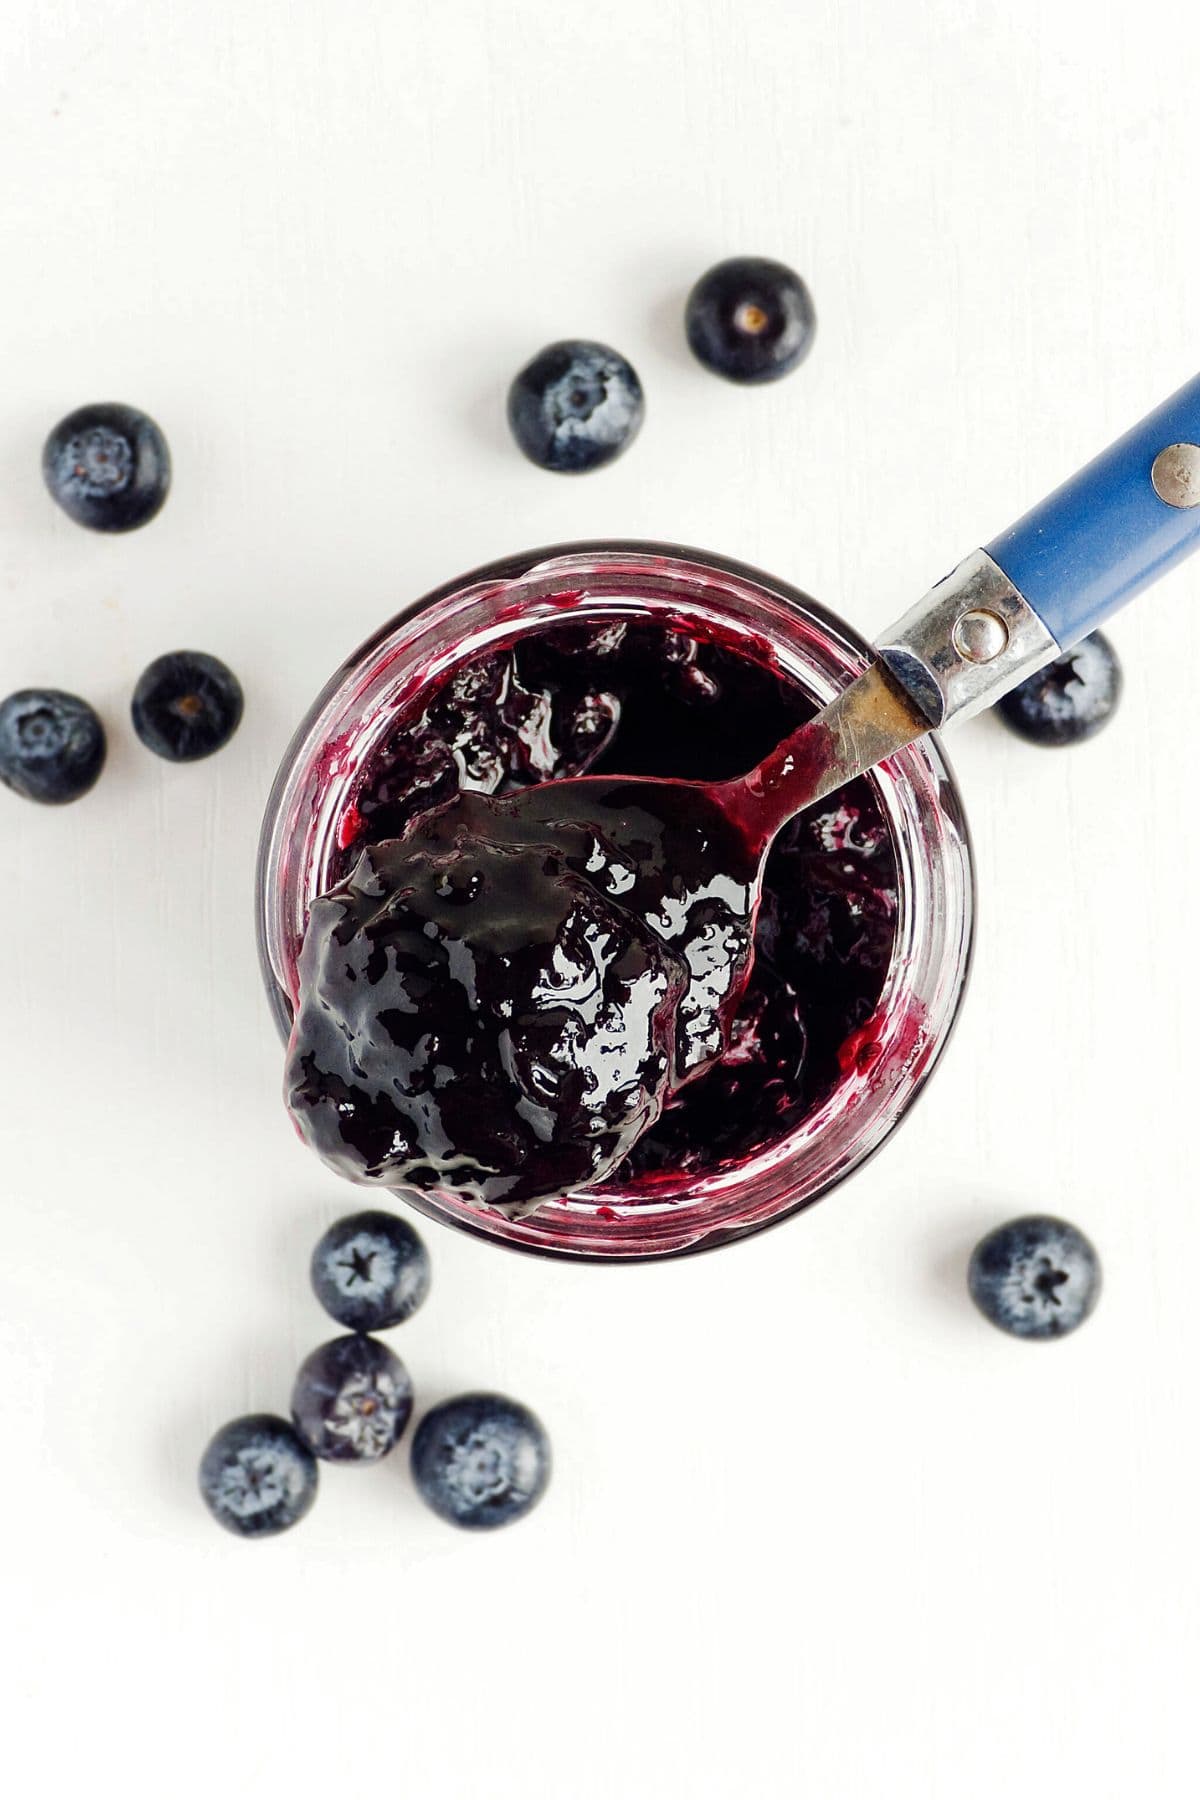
(287, 775), (760, 1215)
(288, 618), (899, 1208)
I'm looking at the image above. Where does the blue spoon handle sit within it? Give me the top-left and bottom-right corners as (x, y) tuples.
(878, 374), (1200, 727)
(986, 372), (1200, 648)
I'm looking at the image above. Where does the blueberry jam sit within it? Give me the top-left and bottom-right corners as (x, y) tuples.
(287, 776), (761, 1213)
(286, 618), (899, 1211)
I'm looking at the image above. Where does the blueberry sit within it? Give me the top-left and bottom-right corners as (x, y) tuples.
(131, 651), (244, 762)
(996, 632), (1121, 746)
(968, 1215), (1101, 1340)
(42, 402), (171, 532)
(685, 256), (816, 384)
(291, 1334), (413, 1463)
(310, 1210), (431, 1332)
(0, 688), (106, 805)
(507, 340), (644, 473)
(410, 1393), (551, 1530)
(198, 1413), (318, 1538)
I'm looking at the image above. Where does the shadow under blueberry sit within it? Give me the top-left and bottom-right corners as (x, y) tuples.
(923, 1204), (1002, 1316)
(646, 286), (703, 374)
(460, 376), (517, 463)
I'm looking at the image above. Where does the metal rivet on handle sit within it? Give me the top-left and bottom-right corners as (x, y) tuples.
(1151, 442), (1200, 508)
(952, 608), (1009, 664)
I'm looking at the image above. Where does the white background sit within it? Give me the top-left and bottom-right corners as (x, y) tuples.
(2, 3), (1197, 1795)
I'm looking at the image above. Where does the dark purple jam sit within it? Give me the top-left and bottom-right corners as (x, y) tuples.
(289, 617), (898, 1209)
(287, 776), (759, 1213)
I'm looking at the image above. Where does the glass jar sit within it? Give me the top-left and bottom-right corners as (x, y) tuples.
(257, 542), (974, 1260)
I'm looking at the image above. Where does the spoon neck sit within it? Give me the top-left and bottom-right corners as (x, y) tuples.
(714, 775), (777, 860)
(722, 714), (836, 852)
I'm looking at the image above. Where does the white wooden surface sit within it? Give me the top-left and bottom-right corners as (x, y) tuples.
(2, 3), (1197, 1795)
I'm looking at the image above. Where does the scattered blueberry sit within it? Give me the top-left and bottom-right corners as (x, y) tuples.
(42, 402), (171, 532)
(0, 688), (106, 805)
(507, 339), (644, 473)
(996, 632), (1121, 746)
(310, 1210), (431, 1332)
(968, 1215), (1101, 1340)
(198, 1413), (318, 1538)
(685, 256), (817, 384)
(131, 651), (244, 762)
(410, 1392), (551, 1530)
(291, 1334), (413, 1463)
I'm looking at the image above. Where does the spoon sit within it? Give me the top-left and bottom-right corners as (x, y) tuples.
(288, 374), (1200, 1215)
(737, 369), (1200, 829)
